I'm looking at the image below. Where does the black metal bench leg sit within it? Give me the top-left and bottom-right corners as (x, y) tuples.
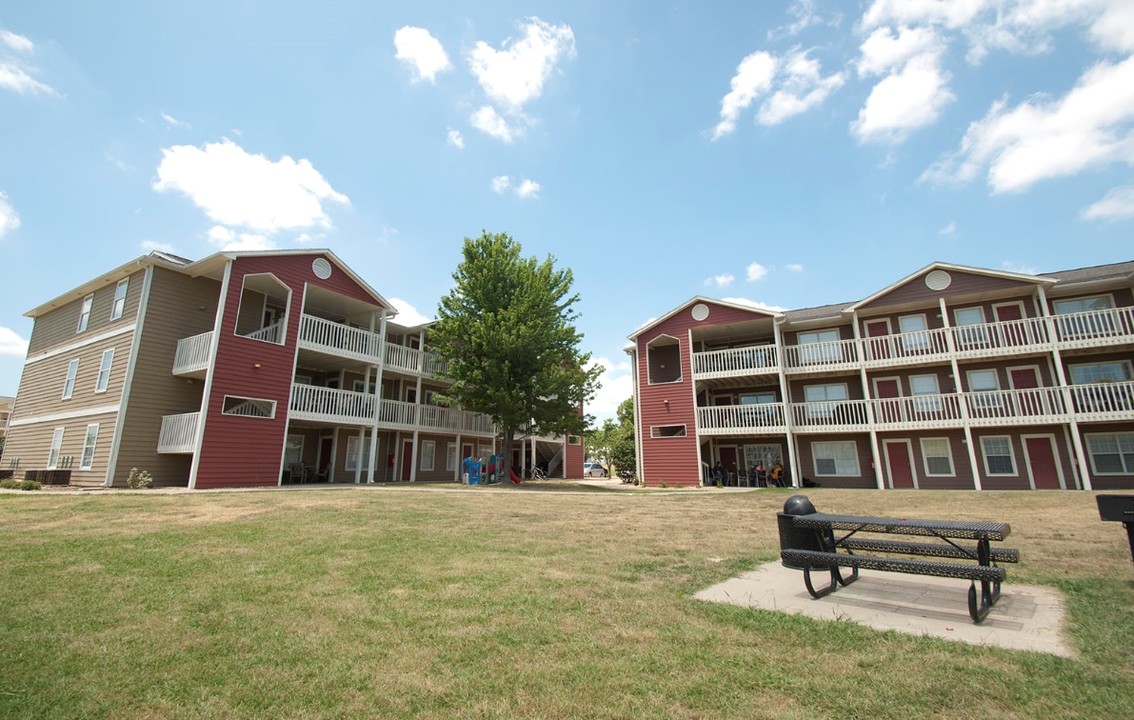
(836, 564), (859, 587)
(968, 582), (991, 623)
(803, 566), (840, 598)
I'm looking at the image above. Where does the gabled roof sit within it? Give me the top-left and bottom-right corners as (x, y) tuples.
(781, 301), (853, 325)
(844, 261), (1056, 313)
(24, 251), (191, 318)
(627, 296), (782, 340)
(1040, 259), (1134, 287)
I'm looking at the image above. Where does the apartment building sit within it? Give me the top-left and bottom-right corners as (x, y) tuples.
(0, 395), (13, 459)
(3, 249), (582, 488)
(628, 260), (1134, 491)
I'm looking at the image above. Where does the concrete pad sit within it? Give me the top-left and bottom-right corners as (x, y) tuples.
(696, 562), (1073, 657)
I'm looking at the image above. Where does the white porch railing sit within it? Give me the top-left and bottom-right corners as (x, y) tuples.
(157, 412), (199, 453)
(861, 326), (951, 367)
(949, 316), (1051, 358)
(962, 387), (1068, 426)
(783, 337), (861, 373)
(299, 314), (382, 363)
(1054, 306), (1134, 349)
(790, 399), (872, 432)
(693, 344), (779, 379)
(1069, 380), (1134, 422)
(697, 403), (786, 434)
(379, 399), (494, 435)
(246, 320), (284, 343)
(290, 384), (376, 425)
(173, 331), (213, 375)
(384, 343), (422, 375)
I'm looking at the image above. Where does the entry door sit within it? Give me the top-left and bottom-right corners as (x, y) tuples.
(718, 446), (738, 484)
(994, 302), (1026, 345)
(318, 435), (333, 483)
(865, 320), (891, 360)
(1024, 435), (1062, 489)
(874, 377), (902, 424)
(401, 439), (414, 482)
(883, 439), (916, 489)
(1009, 366), (1042, 416)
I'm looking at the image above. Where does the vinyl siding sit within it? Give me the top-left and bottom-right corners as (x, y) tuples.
(26, 268), (144, 355)
(859, 270), (1039, 310)
(4, 410), (117, 486)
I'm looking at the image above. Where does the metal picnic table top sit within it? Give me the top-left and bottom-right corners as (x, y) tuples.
(792, 512), (1011, 542)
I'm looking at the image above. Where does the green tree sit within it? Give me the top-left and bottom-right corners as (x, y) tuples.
(432, 231), (602, 481)
(608, 397), (637, 476)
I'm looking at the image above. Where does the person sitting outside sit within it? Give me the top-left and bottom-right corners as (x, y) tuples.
(750, 461), (767, 487)
(769, 462), (785, 487)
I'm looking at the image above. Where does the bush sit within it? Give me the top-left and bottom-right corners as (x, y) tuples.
(126, 467), (154, 489)
(1, 479), (42, 491)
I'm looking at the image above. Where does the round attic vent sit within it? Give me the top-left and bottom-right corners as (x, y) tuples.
(691, 303), (710, 321)
(312, 257), (332, 280)
(925, 269), (951, 291)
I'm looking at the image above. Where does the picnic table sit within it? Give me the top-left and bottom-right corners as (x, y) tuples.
(777, 497), (1018, 623)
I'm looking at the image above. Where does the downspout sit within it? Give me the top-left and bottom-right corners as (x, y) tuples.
(188, 261), (232, 490)
(940, 297), (983, 490)
(851, 310), (885, 489)
(1038, 285), (1092, 490)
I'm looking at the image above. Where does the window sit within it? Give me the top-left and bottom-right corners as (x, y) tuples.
(446, 443), (457, 471)
(739, 392), (776, 404)
(235, 273), (290, 345)
(646, 336), (682, 384)
(920, 438), (954, 476)
(421, 441), (435, 471)
(284, 435), (304, 465)
(1085, 433), (1134, 474)
(981, 436), (1016, 475)
(62, 359), (79, 399)
(898, 314), (929, 351)
(353, 379), (377, 394)
(797, 329), (842, 364)
(568, 435), (581, 445)
(812, 441), (859, 476)
(47, 427), (65, 469)
(1053, 295), (1113, 314)
(1054, 295), (1115, 338)
(80, 424), (99, 470)
(954, 307), (987, 345)
(804, 384), (847, 417)
(650, 425), (687, 438)
(95, 349), (114, 393)
(110, 279), (128, 320)
(345, 434), (371, 471)
(77, 294), (93, 332)
(910, 374), (941, 412)
(1069, 361), (1131, 385)
(967, 369), (1001, 409)
(221, 396), (276, 418)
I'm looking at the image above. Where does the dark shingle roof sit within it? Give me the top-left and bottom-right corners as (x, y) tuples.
(1040, 260), (1134, 285)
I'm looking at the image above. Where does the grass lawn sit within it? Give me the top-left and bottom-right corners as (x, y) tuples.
(1, 484), (1132, 719)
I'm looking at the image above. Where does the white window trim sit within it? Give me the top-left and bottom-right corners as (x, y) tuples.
(1067, 360), (1133, 385)
(234, 273), (291, 346)
(95, 348), (114, 394)
(284, 434), (304, 465)
(345, 434), (371, 471)
(953, 306), (986, 326)
(1052, 293), (1115, 314)
(80, 423), (99, 470)
(1006, 365), (1041, 390)
(804, 382), (849, 417)
(110, 278), (129, 320)
(645, 334), (683, 386)
(650, 424), (687, 438)
(1084, 432), (1134, 476)
(992, 301), (1027, 321)
(77, 294), (93, 333)
(811, 440), (860, 477)
(446, 442), (457, 472)
(221, 396), (277, 419)
(919, 437), (955, 477)
(953, 306), (988, 345)
(421, 440), (435, 471)
(62, 358), (80, 400)
(47, 427), (65, 469)
(980, 435), (1017, 476)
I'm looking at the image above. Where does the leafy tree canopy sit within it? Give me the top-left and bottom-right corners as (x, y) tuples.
(431, 231), (602, 476)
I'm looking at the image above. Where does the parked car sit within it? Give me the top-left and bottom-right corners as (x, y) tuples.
(583, 462), (607, 477)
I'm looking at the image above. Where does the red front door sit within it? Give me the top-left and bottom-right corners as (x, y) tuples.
(1010, 367), (1042, 415)
(875, 378), (901, 423)
(718, 447), (738, 485)
(865, 320), (891, 360)
(994, 303), (1026, 345)
(884, 440), (915, 488)
(402, 440), (414, 482)
(1025, 436), (1061, 489)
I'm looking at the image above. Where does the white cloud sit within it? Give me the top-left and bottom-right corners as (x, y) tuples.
(921, 55), (1134, 192)
(1082, 185), (1134, 220)
(757, 50), (845, 125)
(0, 62), (55, 95)
(447, 128), (465, 149)
(769, 0), (842, 40)
(721, 297), (788, 312)
(852, 53), (954, 143)
(1001, 260), (1038, 275)
(705, 273), (735, 288)
(141, 239), (176, 253)
(470, 105), (517, 142)
(388, 297), (433, 327)
(491, 175), (511, 194)
(0, 29), (55, 95)
(939, 220), (957, 235)
(515, 178), (541, 199)
(712, 51), (777, 140)
(0, 29), (34, 53)
(785, 263), (804, 272)
(856, 25), (941, 76)
(468, 18), (575, 111)
(0, 326), (29, 357)
(0, 191), (20, 239)
(586, 356), (633, 422)
(746, 262), (768, 282)
(860, 0), (987, 31)
(154, 139), (349, 234)
(161, 112), (190, 128)
(394, 26), (452, 83)
(206, 224), (275, 251)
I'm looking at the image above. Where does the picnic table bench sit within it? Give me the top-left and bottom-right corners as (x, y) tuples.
(777, 496), (1018, 623)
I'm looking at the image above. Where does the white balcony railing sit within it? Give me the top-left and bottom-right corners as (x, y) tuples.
(1053, 306), (1134, 348)
(299, 314), (382, 362)
(246, 320), (284, 343)
(697, 403), (786, 434)
(379, 399), (494, 435)
(949, 316), (1051, 358)
(861, 326), (951, 367)
(782, 337), (861, 372)
(962, 387), (1068, 426)
(1069, 380), (1134, 421)
(693, 345), (778, 379)
(290, 384), (376, 425)
(383, 343), (449, 378)
(157, 412), (199, 453)
(173, 331), (213, 375)
(790, 399), (873, 432)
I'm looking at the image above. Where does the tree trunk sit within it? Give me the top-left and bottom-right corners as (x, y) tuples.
(500, 426), (516, 484)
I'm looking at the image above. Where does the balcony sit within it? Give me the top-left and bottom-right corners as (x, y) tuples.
(783, 337), (861, 374)
(693, 344), (779, 379)
(698, 403), (786, 435)
(378, 399), (495, 435)
(1053, 306), (1134, 350)
(299, 314), (382, 363)
(157, 412), (199, 453)
(963, 387), (1068, 427)
(384, 343), (449, 378)
(288, 384), (494, 434)
(173, 331), (213, 377)
(948, 316), (1051, 360)
(290, 384), (377, 425)
(861, 327), (952, 368)
(790, 399), (873, 433)
(1069, 380), (1134, 422)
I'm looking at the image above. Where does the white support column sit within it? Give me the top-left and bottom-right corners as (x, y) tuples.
(354, 428), (365, 484)
(410, 366), (424, 483)
(628, 346), (644, 485)
(774, 318), (801, 488)
(366, 310), (387, 483)
(940, 297), (983, 490)
(1038, 286), (1092, 490)
(852, 311), (885, 489)
(454, 433), (463, 482)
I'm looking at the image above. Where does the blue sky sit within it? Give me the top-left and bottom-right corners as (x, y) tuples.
(2, 1), (1133, 420)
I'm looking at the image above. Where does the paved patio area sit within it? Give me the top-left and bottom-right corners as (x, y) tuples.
(696, 561), (1072, 657)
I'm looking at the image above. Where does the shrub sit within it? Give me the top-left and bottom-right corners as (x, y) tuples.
(1, 479), (42, 491)
(126, 467), (154, 489)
